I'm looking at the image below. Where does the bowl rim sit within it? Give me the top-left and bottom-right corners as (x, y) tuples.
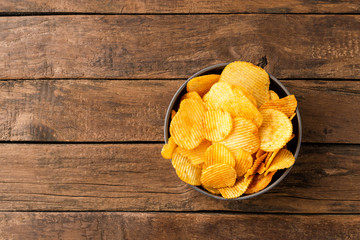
(164, 62), (302, 200)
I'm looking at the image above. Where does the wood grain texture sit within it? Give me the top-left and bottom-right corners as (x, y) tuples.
(1, 15), (360, 80)
(0, 0), (359, 14)
(0, 212), (359, 240)
(0, 80), (358, 143)
(0, 143), (358, 213)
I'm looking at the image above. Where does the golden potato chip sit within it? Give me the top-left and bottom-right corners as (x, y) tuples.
(231, 87), (263, 128)
(265, 149), (280, 170)
(170, 99), (205, 150)
(260, 95), (297, 118)
(269, 90), (279, 100)
(161, 137), (177, 159)
(245, 171), (276, 194)
(186, 74), (220, 97)
(220, 117), (260, 154)
(203, 185), (221, 195)
(256, 149), (265, 159)
(203, 82), (234, 110)
(204, 143), (236, 169)
(233, 148), (253, 177)
(244, 153), (267, 178)
(172, 153), (202, 185)
(259, 109), (293, 152)
(175, 140), (211, 167)
(265, 149), (295, 175)
(204, 110), (233, 141)
(219, 175), (254, 199)
(289, 112), (296, 121)
(201, 164), (236, 188)
(181, 91), (204, 103)
(171, 110), (177, 119)
(219, 61), (270, 107)
(257, 162), (266, 174)
(232, 85), (257, 107)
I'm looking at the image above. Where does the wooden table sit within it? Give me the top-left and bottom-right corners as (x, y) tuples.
(0, 1), (359, 239)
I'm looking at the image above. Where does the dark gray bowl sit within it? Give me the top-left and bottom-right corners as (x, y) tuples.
(164, 63), (302, 200)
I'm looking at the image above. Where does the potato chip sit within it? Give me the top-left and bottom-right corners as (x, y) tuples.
(219, 175), (254, 199)
(245, 171), (276, 194)
(244, 153), (267, 178)
(255, 149), (265, 159)
(269, 90), (279, 100)
(265, 149), (295, 175)
(257, 162), (266, 174)
(203, 110), (232, 141)
(259, 109), (293, 152)
(172, 153), (202, 185)
(171, 110), (177, 119)
(170, 99), (205, 150)
(201, 164), (236, 188)
(186, 74), (220, 97)
(203, 185), (221, 195)
(203, 82), (234, 110)
(204, 143), (236, 169)
(232, 148), (253, 177)
(265, 149), (280, 170)
(232, 85), (257, 107)
(260, 95), (297, 118)
(288, 134), (295, 142)
(175, 140), (211, 167)
(220, 117), (260, 154)
(231, 87), (263, 128)
(161, 137), (177, 159)
(181, 91), (204, 103)
(219, 61), (270, 107)
(289, 112), (296, 121)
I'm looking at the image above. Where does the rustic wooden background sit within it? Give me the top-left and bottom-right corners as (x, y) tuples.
(0, 1), (359, 239)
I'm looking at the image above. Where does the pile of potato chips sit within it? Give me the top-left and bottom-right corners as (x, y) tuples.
(162, 61), (297, 199)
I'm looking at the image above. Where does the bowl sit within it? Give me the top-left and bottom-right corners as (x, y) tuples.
(164, 63), (302, 200)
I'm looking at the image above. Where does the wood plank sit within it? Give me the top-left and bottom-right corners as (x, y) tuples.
(0, 212), (358, 240)
(0, 143), (358, 213)
(0, 0), (359, 14)
(1, 15), (360, 80)
(0, 80), (358, 143)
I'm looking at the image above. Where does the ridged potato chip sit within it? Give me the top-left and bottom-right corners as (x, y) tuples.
(201, 164), (236, 188)
(259, 109), (293, 152)
(204, 143), (236, 169)
(232, 85), (257, 107)
(260, 95), (297, 118)
(187, 74), (220, 97)
(245, 153), (267, 178)
(161, 137), (177, 159)
(170, 99), (205, 150)
(181, 91), (204, 103)
(175, 140), (211, 167)
(256, 162), (266, 174)
(203, 185), (221, 195)
(265, 149), (280, 170)
(269, 90), (279, 100)
(233, 148), (253, 177)
(265, 149), (295, 175)
(219, 175), (254, 199)
(172, 153), (202, 185)
(171, 110), (177, 119)
(231, 87), (263, 128)
(245, 171), (276, 194)
(220, 117), (260, 154)
(219, 61), (270, 107)
(204, 110), (233, 141)
(203, 82), (234, 110)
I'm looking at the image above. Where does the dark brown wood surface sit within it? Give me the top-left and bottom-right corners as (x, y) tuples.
(0, 212), (358, 240)
(0, 143), (358, 213)
(0, 80), (358, 143)
(1, 15), (360, 80)
(1, 2), (359, 239)
(0, 0), (359, 14)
